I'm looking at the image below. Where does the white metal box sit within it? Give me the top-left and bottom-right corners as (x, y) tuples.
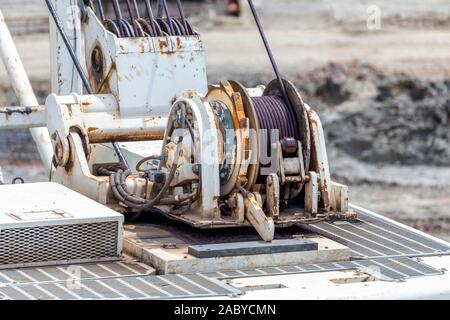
(0, 182), (123, 269)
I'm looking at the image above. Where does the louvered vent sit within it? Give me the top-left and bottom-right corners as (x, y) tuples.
(0, 222), (119, 267)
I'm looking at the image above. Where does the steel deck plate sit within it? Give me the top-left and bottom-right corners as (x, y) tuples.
(0, 262), (241, 300)
(202, 256), (443, 282)
(0, 261), (155, 286)
(1, 205), (449, 299)
(301, 205), (450, 259)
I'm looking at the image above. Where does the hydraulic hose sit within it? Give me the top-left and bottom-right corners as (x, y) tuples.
(98, 105), (197, 211)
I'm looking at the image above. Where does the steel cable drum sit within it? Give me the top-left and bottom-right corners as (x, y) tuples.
(229, 79), (311, 190)
(263, 79), (311, 171)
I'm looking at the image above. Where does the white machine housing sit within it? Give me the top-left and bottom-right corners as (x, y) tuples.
(0, 182), (123, 269)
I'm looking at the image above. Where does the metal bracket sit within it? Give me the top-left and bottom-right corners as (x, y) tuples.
(266, 173), (280, 219)
(244, 192), (275, 242)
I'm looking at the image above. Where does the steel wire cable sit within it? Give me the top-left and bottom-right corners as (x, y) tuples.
(251, 95), (300, 152)
(90, 0), (194, 37)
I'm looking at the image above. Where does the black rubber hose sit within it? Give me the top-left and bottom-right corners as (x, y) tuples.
(136, 155), (161, 172)
(104, 105), (188, 210)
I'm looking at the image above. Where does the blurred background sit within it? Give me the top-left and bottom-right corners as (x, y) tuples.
(0, 0), (449, 240)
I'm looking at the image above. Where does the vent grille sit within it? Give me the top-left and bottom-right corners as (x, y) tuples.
(0, 222), (119, 267)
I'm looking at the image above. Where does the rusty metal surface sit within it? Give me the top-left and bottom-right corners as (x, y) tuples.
(88, 127), (165, 143)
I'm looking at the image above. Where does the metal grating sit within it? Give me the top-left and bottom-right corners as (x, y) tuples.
(0, 222), (119, 268)
(0, 204), (448, 299)
(0, 257), (441, 300)
(0, 261), (155, 286)
(0, 267), (242, 300)
(301, 207), (450, 259)
(203, 257), (443, 282)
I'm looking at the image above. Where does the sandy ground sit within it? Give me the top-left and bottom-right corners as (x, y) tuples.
(3, 25), (450, 84)
(0, 0), (449, 240)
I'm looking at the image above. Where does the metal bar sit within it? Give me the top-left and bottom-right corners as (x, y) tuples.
(0, 10), (54, 174)
(156, 0), (164, 18)
(176, 0), (189, 35)
(246, 0), (292, 111)
(112, 143), (130, 171)
(132, 0), (140, 18)
(125, 0), (139, 35)
(189, 239), (318, 258)
(96, 0), (106, 21)
(125, 0), (136, 21)
(88, 127), (165, 143)
(161, 0), (175, 35)
(0, 106), (46, 129)
(111, 0), (125, 36)
(144, 0), (158, 36)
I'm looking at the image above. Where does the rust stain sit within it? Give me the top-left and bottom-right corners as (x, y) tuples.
(175, 37), (183, 50)
(87, 127), (98, 133)
(144, 116), (162, 125)
(320, 179), (328, 194)
(96, 61), (116, 94)
(158, 39), (168, 51)
(307, 110), (318, 125)
(158, 38), (175, 56)
(67, 104), (73, 118)
(81, 101), (92, 107)
(64, 159), (74, 175)
(185, 91), (195, 99)
(88, 130), (165, 143)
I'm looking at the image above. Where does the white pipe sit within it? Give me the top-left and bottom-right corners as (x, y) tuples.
(0, 10), (54, 174)
(0, 106), (46, 129)
(0, 166), (4, 184)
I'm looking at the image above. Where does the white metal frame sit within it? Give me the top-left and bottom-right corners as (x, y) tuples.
(0, 9), (54, 174)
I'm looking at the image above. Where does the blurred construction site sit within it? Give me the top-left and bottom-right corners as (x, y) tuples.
(1, 0), (450, 240)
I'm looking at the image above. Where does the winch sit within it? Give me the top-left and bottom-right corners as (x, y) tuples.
(2, 0), (355, 242)
(2, 0), (450, 301)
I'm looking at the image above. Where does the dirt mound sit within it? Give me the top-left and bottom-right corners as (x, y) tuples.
(296, 62), (450, 166)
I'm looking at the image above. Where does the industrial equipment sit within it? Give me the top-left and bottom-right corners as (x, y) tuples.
(39, 0), (354, 242)
(0, 0), (449, 300)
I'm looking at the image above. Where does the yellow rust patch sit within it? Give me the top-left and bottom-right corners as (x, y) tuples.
(158, 39), (169, 51)
(185, 91), (196, 99)
(144, 116), (163, 125)
(175, 37), (183, 50)
(67, 104), (74, 118)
